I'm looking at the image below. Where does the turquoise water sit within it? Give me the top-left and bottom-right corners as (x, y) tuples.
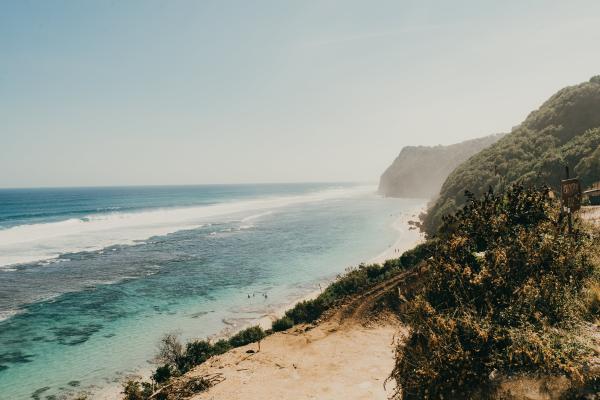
(0, 183), (423, 399)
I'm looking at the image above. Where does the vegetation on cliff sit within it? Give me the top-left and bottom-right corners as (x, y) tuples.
(421, 76), (600, 236)
(392, 185), (599, 399)
(378, 134), (502, 198)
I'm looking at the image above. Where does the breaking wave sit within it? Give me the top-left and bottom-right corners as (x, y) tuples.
(0, 185), (374, 269)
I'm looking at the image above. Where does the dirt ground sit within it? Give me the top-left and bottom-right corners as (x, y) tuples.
(188, 320), (402, 400)
(183, 272), (414, 400)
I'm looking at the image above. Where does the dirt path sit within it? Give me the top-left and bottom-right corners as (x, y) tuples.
(188, 321), (402, 400)
(334, 270), (414, 323)
(185, 271), (414, 400)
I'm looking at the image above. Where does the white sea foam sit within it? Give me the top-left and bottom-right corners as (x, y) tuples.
(0, 308), (21, 322)
(241, 210), (273, 222)
(0, 185), (374, 269)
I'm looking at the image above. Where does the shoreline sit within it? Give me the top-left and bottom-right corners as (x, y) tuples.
(96, 208), (423, 399)
(253, 209), (424, 331)
(369, 209), (424, 265)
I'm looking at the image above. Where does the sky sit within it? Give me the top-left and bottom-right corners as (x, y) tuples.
(1, 0), (600, 188)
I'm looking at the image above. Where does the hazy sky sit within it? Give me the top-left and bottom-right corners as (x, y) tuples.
(1, 1), (600, 188)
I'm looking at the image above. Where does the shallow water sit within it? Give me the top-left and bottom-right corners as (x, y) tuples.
(0, 183), (424, 399)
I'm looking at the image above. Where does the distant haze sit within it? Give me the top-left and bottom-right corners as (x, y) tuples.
(1, 1), (600, 188)
(378, 134), (503, 198)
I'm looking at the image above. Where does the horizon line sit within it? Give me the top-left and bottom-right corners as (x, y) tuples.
(0, 180), (377, 191)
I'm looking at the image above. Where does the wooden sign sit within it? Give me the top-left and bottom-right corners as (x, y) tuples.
(561, 178), (581, 212)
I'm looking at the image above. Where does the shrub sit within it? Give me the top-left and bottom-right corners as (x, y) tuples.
(152, 364), (172, 384)
(211, 339), (232, 354)
(279, 247), (433, 328)
(122, 380), (152, 400)
(228, 326), (266, 348)
(185, 340), (214, 366)
(178, 376), (214, 395)
(272, 316), (294, 332)
(156, 333), (186, 372)
(284, 298), (326, 324)
(398, 240), (436, 268)
(185, 338), (232, 367)
(585, 281), (600, 320)
(391, 185), (598, 399)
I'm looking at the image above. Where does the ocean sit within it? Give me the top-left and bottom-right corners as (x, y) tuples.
(0, 183), (424, 399)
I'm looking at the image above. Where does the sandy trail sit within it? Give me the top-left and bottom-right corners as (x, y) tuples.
(189, 321), (401, 400)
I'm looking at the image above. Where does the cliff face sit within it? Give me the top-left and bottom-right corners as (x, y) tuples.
(378, 134), (502, 199)
(421, 75), (600, 236)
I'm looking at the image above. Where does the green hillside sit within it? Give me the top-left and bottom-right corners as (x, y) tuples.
(421, 76), (600, 236)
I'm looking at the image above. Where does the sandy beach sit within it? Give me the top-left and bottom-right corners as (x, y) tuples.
(369, 210), (424, 265)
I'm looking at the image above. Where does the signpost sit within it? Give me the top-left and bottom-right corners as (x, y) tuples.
(561, 178), (582, 212)
(560, 166), (581, 233)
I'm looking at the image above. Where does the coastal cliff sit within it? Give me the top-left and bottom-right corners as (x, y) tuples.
(378, 135), (502, 199)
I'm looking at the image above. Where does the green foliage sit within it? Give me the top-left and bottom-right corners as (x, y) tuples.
(283, 264), (395, 325)
(211, 339), (233, 354)
(152, 364), (171, 384)
(122, 380), (153, 400)
(228, 326), (266, 347)
(154, 335), (234, 379)
(284, 298), (326, 324)
(422, 77), (600, 236)
(398, 241), (436, 268)
(392, 186), (598, 399)
(185, 340), (215, 366)
(271, 316), (294, 332)
(280, 251), (434, 328)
